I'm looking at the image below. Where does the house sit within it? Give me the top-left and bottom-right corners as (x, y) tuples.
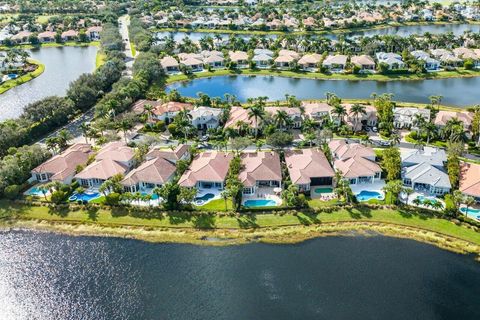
(180, 56), (203, 72)
(376, 52), (405, 70)
(75, 142), (135, 188)
(10, 31), (32, 44)
(284, 149), (335, 194)
(239, 151), (282, 195)
(329, 140), (381, 185)
(393, 107), (430, 129)
(225, 106), (259, 131)
(298, 53), (322, 71)
(351, 55), (376, 72)
(160, 56), (180, 73)
(431, 49), (463, 67)
(434, 110), (473, 130)
(86, 26), (102, 40)
(153, 101), (193, 124)
(38, 31), (56, 43)
(31, 144), (92, 184)
(401, 147), (451, 195)
(131, 99), (162, 115)
(322, 55), (348, 72)
(178, 151), (233, 190)
(61, 30), (78, 41)
(146, 144), (190, 163)
(278, 49), (300, 59)
(459, 162), (480, 201)
(302, 102), (332, 124)
(265, 106), (303, 128)
(203, 54), (224, 68)
(121, 156), (176, 193)
(189, 106), (222, 130)
(411, 50), (440, 71)
(344, 104), (378, 130)
(252, 53), (272, 68)
(253, 48), (273, 56)
(228, 51), (248, 68)
(453, 47), (479, 66)
(274, 54), (296, 69)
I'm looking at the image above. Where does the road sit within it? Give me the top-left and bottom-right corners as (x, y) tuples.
(118, 14), (135, 77)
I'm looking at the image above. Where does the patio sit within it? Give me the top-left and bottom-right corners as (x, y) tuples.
(242, 186), (282, 207)
(194, 188), (223, 206)
(350, 180), (386, 195)
(400, 191), (445, 211)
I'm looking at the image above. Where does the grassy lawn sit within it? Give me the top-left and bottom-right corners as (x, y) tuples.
(95, 51), (107, 69)
(0, 59), (45, 94)
(166, 68), (480, 85)
(36, 15), (55, 24)
(0, 41), (100, 50)
(195, 199), (232, 211)
(1, 200), (479, 245)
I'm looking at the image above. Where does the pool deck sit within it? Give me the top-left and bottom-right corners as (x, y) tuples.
(310, 186), (335, 200)
(242, 187), (282, 207)
(400, 191), (445, 211)
(350, 180), (386, 197)
(194, 188), (222, 206)
(459, 205), (480, 221)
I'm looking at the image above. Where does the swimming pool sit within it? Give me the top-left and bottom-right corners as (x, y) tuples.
(69, 192), (101, 202)
(314, 187), (333, 194)
(194, 193), (215, 206)
(416, 195), (439, 205)
(24, 186), (49, 197)
(356, 190), (384, 202)
(243, 199), (277, 208)
(141, 193), (159, 200)
(460, 207), (480, 220)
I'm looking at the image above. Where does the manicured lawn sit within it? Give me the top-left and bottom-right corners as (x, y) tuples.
(1, 200), (479, 245)
(195, 199), (233, 211)
(166, 68), (480, 85)
(0, 59), (45, 94)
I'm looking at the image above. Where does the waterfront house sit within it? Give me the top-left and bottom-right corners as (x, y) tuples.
(31, 144), (92, 184)
(459, 162), (480, 201)
(401, 147), (450, 195)
(160, 56), (180, 74)
(278, 49), (300, 59)
(302, 102), (332, 125)
(179, 151), (233, 190)
(61, 30), (78, 41)
(344, 104), (378, 130)
(121, 156), (176, 193)
(376, 52), (405, 70)
(239, 151), (282, 195)
(75, 142), (135, 188)
(411, 50), (440, 71)
(152, 101), (193, 124)
(274, 54), (296, 69)
(86, 26), (102, 40)
(253, 48), (273, 57)
(180, 56), (204, 72)
(284, 149), (335, 194)
(228, 51), (248, 68)
(431, 49), (463, 67)
(329, 140), (381, 185)
(298, 53), (322, 71)
(131, 99), (162, 115)
(434, 110), (473, 130)
(453, 47), (479, 66)
(189, 106), (222, 130)
(204, 54), (225, 68)
(225, 106), (259, 132)
(322, 55), (348, 72)
(265, 106), (303, 129)
(38, 31), (56, 43)
(252, 53), (272, 68)
(351, 55), (376, 72)
(393, 107), (430, 129)
(10, 31), (31, 44)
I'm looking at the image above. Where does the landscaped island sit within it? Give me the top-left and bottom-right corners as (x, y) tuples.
(0, 58), (44, 94)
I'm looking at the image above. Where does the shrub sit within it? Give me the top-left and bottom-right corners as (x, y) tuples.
(50, 190), (67, 204)
(105, 192), (121, 205)
(4, 185), (21, 200)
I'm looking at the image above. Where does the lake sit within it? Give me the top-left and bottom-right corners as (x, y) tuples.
(0, 46), (98, 121)
(155, 23), (480, 42)
(168, 75), (480, 106)
(0, 230), (479, 320)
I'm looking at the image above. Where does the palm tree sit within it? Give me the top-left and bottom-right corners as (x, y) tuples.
(464, 196), (475, 217)
(79, 122), (90, 144)
(56, 129), (72, 150)
(349, 104), (366, 132)
(45, 137), (59, 154)
(247, 104), (266, 138)
(274, 110), (290, 130)
(220, 190), (230, 211)
(390, 133), (401, 146)
(422, 122), (437, 144)
(331, 104), (347, 125)
(117, 119), (133, 144)
(38, 185), (50, 201)
(429, 95), (443, 111)
(143, 104), (154, 121)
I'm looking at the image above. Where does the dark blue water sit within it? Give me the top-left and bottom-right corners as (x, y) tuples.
(168, 75), (480, 106)
(0, 230), (479, 320)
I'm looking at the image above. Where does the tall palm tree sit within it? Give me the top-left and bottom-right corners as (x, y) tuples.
(274, 110), (290, 129)
(117, 119), (133, 144)
(331, 104), (347, 125)
(247, 104), (266, 138)
(79, 122), (90, 144)
(143, 104), (154, 122)
(350, 104), (366, 132)
(56, 129), (72, 150)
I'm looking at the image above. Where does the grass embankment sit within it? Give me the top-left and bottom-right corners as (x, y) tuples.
(95, 51), (107, 69)
(1, 200), (479, 256)
(0, 41), (100, 50)
(0, 59), (45, 94)
(165, 68), (480, 85)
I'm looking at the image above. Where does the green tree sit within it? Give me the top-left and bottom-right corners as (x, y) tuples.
(381, 147), (401, 181)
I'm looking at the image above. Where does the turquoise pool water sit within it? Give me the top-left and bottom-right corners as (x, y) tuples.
(141, 193), (159, 200)
(24, 186), (48, 196)
(356, 190), (383, 202)
(314, 187), (333, 194)
(243, 199), (277, 207)
(69, 192), (101, 202)
(416, 195), (439, 205)
(460, 207), (480, 220)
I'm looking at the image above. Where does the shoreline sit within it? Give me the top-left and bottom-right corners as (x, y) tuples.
(165, 69), (480, 85)
(154, 20), (480, 37)
(2, 219), (480, 259)
(0, 41), (100, 50)
(0, 59), (45, 95)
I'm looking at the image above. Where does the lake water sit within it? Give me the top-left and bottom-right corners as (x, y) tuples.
(168, 75), (480, 106)
(0, 46), (98, 121)
(156, 23), (480, 42)
(0, 230), (479, 319)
